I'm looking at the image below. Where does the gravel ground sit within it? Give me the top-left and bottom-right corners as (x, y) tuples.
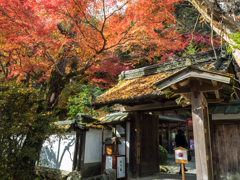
(129, 173), (197, 180)
(129, 154), (197, 180)
(164, 154), (196, 175)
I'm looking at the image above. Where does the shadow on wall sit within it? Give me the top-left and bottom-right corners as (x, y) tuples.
(39, 135), (75, 170)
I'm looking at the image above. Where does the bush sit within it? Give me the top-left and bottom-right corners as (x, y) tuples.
(159, 145), (168, 164)
(0, 82), (63, 179)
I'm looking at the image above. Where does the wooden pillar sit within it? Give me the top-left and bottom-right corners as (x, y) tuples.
(101, 126), (104, 174)
(209, 114), (217, 179)
(168, 122), (171, 153)
(129, 111), (141, 178)
(190, 80), (213, 180)
(161, 120), (163, 146)
(72, 132), (80, 171)
(203, 101), (213, 180)
(186, 122), (189, 149)
(80, 132), (86, 174)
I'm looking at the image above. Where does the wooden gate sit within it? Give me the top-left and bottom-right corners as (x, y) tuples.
(139, 114), (159, 175)
(211, 122), (240, 180)
(129, 112), (159, 178)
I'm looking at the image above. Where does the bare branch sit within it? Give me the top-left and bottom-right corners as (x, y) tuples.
(45, 52), (65, 77)
(105, 0), (131, 20)
(191, 13), (201, 42)
(72, 0), (101, 32)
(211, 12), (217, 60)
(64, 10), (99, 53)
(105, 21), (137, 51)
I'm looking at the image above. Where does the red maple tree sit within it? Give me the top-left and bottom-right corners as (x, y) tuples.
(0, 0), (185, 177)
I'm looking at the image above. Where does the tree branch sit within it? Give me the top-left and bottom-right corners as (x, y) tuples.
(45, 52), (65, 77)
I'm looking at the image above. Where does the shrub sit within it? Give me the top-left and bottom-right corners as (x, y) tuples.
(159, 145), (168, 164)
(0, 82), (62, 179)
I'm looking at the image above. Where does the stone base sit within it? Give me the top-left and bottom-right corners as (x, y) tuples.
(35, 166), (71, 180)
(102, 169), (116, 180)
(82, 162), (101, 177)
(35, 166), (116, 180)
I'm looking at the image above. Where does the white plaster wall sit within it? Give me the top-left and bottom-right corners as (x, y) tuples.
(118, 122), (130, 163)
(102, 127), (112, 155)
(126, 122), (130, 163)
(39, 133), (76, 172)
(212, 113), (240, 120)
(84, 128), (112, 163)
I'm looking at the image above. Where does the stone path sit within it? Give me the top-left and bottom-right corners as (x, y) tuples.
(163, 154), (196, 175)
(129, 173), (196, 180)
(129, 154), (197, 180)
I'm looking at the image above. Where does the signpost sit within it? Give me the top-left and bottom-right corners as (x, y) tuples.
(174, 147), (188, 180)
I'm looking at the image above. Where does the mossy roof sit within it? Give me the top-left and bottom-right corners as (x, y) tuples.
(93, 48), (239, 108)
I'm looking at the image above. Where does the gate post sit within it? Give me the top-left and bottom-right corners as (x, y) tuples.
(190, 80), (213, 180)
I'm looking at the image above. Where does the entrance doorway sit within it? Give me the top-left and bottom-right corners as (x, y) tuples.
(159, 116), (189, 154)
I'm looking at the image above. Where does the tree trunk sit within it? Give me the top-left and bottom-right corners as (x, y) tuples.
(188, 0), (240, 66)
(46, 57), (68, 111)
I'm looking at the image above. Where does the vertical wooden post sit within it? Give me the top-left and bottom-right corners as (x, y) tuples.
(72, 132), (79, 171)
(202, 100), (214, 180)
(190, 80), (210, 180)
(186, 122), (189, 145)
(101, 126), (104, 174)
(209, 114), (217, 179)
(136, 112), (141, 178)
(129, 111), (141, 178)
(80, 132), (86, 174)
(125, 122), (127, 180)
(168, 122), (171, 153)
(161, 120), (163, 146)
(181, 163), (185, 180)
(77, 132), (82, 171)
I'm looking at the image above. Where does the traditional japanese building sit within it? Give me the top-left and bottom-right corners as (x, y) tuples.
(93, 47), (240, 180)
(39, 114), (112, 178)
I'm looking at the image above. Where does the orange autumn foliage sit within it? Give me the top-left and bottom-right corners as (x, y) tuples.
(0, 0), (183, 84)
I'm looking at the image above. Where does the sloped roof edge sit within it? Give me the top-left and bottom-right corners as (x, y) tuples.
(120, 47), (226, 81)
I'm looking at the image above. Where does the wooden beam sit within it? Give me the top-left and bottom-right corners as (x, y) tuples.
(172, 84), (223, 94)
(178, 79), (190, 87)
(172, 87), (190, 94)
(201, 78), (212, 85)
(180, 93), (190, 102)
(196, 84), (223, 92)
(155, 69), (231, 91)
(212, 80), (220, 99)
(122, 101), (179, 111)
(171, 84), (178, 90)
(206, 98), (224, 103)
(190, 80), (212, 180)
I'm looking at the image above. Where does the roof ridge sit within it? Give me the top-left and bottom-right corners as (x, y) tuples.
(119, 47), (225, 80)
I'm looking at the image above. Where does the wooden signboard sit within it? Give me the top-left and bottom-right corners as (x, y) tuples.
(174, 147), (188, 164)
(174, 147), (188, 180)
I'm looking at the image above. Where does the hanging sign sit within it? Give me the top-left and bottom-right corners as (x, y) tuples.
(117, 156), (125, 178)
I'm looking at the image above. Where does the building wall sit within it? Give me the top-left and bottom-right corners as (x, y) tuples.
(118, 122), (130, 163)
(84, 129), (111, 163)
(212, 113), (240, 120)
(83, 128), (112, 177)
(39, 128), (113, 176)
(39, 133), (76, 172)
